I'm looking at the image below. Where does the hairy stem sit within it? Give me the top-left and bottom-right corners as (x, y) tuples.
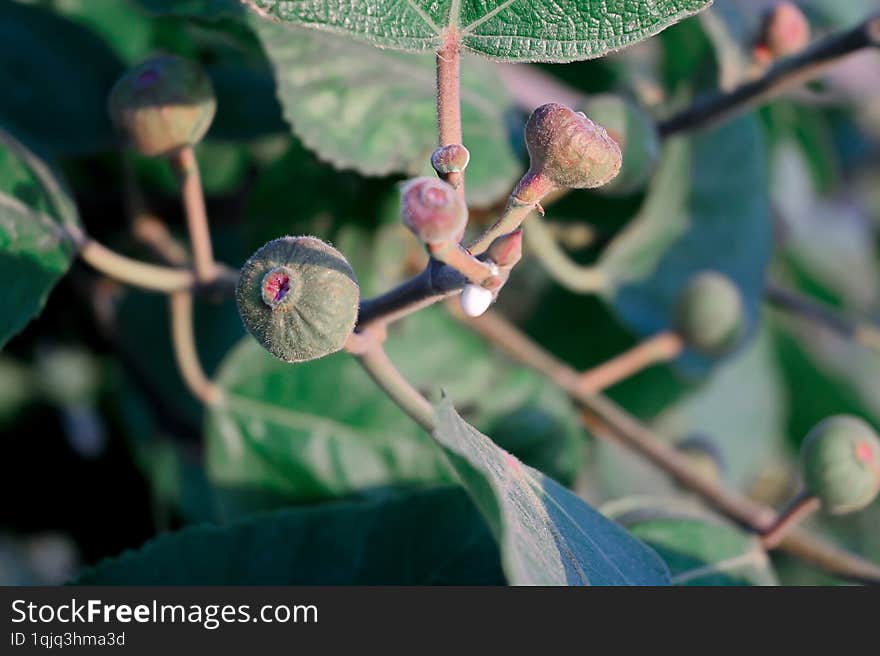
(436, 30), (464, 193)
(169, 291), (222, 405)
(172, 146), (215, 283)
(578, 331), (684, 395)
(79, 237), (197, 292)
(455, 307), (880, 583)
(761, 491), (822, 550)
(356, 345), (434, 431)
(659, 14), (880, 136)
(524, 216), (607, 293)
(766, 283), (880, 353)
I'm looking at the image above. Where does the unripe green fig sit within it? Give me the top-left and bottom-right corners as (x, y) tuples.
(673, 272), (745, 356)
(400, 177), (468, 245)
(801, 415), (880, 515)
(583, 94), (659, 194)
(524, 102), (622, 191)
(431, 144), (470, 175)
(235, 236), (360, 363)
(108, 55), (216, 157)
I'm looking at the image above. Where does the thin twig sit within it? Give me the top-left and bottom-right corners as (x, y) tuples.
(524, 216), (607, 293)
(172, 146), (216, 283)
(79, 238), (197, 292)
(658, 13), (880, 137)
(577, 331), (684, 395)
(456, 307), (880, 584)
(761, 491), (821, 550)
(169, 291), (222, 405)
(436, 30), (464, 194)
(766, 283), (880, 353)
(356, 345), (434, 431)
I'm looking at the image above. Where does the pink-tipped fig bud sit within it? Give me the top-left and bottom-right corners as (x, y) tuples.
(757, 2), (811, 62)
(108, 55), (216, 157)
(431, 144), (470, 176)
(400, 177), (468, 245)
(801, 415), (880, 515)
(485, 230), (523, 269)
(524, 102), (622, 191)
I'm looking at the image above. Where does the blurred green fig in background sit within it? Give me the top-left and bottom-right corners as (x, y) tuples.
(801, 415), (880, 515)
(236, 236), (360, 363)
(674, 272), (745, 356)
(108, 55), (216, 156)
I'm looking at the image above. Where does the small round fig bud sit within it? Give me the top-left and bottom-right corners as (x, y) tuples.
(108, 55), (216, 157)
(460, 284), (493, 318)
(431, 144), (470, 176)
(582, 95), (660, 194)
(524, 102), (622, 190)
(801, 415), (880, 515)
(673, 272), (745, 356)
(400, 177), (468, 245)
(235, 236), (360, 363)
(762, 2), (810, 60)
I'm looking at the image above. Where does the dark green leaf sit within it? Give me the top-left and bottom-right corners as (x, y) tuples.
(206, 307), (585, 512)
(432, 399), (670, 585)
(74, 486), (505, 585)
(244, 0), (712, 62)
(0, 129), (80, 348)
(0, 3), (124, 155)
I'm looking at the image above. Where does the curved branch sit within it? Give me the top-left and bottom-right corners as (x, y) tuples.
(524, 216), (607, 293)
(169, 291), (222, 405)
(456, 307), (880, 584)
(659, 14), (880, 137)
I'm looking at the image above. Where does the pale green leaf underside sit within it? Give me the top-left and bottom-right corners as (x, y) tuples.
(604, 496), (778, 586)
(0, 129), (80, 348)
(246, 0), (713, 62)
(253, 21), (520, 204)
(433, 399), (670, 585)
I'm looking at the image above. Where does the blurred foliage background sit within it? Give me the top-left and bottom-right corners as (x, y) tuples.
(2, 0), (880, 585)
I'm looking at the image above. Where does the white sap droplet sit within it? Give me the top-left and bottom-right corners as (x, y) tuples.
(460, 284), (493, 318)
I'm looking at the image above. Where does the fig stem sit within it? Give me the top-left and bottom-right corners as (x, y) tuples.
(658, 13), (880, 137)
(523, 216), (607, 293)
(452, 306), (880, 584)
(172, 146), (216, 284)
(78, 237), (197, 292)
(356, 344), (434, 431)
(169, 290), (222, 406)
(761, 491), (822, 550)
(766, 283), (880, 354)
(577, 331), (684, 395)
(436, 30), (464, 196)
(428, 241), (496, 285)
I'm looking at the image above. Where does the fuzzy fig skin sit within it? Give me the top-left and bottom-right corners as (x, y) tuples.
(108, 55), (216, 157)
(431, 144), (470, 175)
(524, 102), (622, 191)
(801, 416), (880, 515)
(236, 236), (359, 363)
(674, 272), (745, 356)
(400, 177), (468, 245)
